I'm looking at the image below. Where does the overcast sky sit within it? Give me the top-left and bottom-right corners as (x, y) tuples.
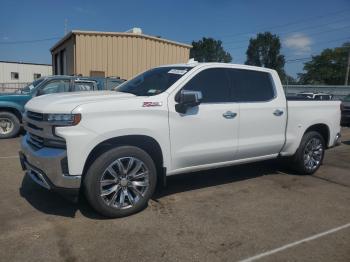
(0, 0), (349, 78)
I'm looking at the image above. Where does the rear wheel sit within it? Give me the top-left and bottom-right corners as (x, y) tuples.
(84, 146), (157, 218)
(0, 111), (20, 139)
(290, 131), (325, 175)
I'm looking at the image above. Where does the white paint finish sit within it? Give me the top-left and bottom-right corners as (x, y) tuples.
(0, 62), (52, 83)
(24, 62), (341, 177)
(54, 93), (171, 175)
(281, 100), (341, 156)
(167, 154), (277, 176)
(168, 102), (239, 170)
(237, 70), (287, 158)
(238, 223), (350, 262)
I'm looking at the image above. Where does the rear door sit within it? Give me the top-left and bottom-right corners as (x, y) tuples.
(227, 69), (287, 159)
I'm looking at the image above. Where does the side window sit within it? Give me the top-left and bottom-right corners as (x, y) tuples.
(181, 68), (231, 103)
(39, 80), (70, 95)
(228, 69), (275, 102)
(73, 82), (95, 92)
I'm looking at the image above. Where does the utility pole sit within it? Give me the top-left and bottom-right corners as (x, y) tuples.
(345, 48), (350, 86)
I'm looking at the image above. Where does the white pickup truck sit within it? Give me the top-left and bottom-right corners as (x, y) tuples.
(19, 62), (341, 217)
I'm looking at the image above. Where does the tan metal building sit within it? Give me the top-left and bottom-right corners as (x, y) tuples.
(50, 30), (192, 80)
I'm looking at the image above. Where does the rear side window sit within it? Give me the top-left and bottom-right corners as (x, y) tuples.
(73, 82), (95, 92)
(228, 69), (275, 102)
(182, 68), (231, 103)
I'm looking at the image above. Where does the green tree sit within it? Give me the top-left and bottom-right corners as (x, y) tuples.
(298, 42), (350, 85)
(245, 32), (286, 81)
(190, 37), (232, 63)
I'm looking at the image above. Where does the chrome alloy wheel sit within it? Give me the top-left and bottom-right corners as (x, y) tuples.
(0, 118), (14, 135)
(100, 157), (150, 209)
(303, 137), (323, 171)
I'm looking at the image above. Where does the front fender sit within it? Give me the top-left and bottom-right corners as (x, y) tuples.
(55, 126), (171, 176)
(0, 101), (24, 113)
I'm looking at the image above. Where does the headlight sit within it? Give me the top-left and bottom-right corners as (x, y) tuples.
(46, 114), (81, 126)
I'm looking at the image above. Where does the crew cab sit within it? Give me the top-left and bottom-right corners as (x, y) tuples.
(0, 75), (124, 139)
(19, 62), (342, 218)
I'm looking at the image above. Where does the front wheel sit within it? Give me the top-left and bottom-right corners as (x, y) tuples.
(290, 131), (325, 175)
(0, 111), (21, 139)
(84, 146), (157, 218)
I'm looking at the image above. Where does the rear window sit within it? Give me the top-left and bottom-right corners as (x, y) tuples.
(228, 69), (275, 102)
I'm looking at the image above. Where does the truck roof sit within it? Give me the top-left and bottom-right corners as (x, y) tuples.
(159, 62), (277, 74)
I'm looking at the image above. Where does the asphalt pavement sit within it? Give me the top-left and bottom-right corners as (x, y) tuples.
(0, 128), (349, 262)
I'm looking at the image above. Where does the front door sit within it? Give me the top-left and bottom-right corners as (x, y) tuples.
(168, 67), (239, 172)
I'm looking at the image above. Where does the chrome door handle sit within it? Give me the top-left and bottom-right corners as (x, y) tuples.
(223, 111), (237, 119)
(273, 109), (284, 116)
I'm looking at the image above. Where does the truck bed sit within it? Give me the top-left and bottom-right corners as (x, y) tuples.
(280, 100), (341, 156)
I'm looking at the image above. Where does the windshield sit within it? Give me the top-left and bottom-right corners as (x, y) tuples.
(19, 78), (45, 93)
(343, 95), (350, 102)
(117, 67), (192, 96)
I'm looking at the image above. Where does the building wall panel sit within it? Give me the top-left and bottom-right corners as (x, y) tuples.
(0, 62), (52, 83)
(53, 32), (191, 80)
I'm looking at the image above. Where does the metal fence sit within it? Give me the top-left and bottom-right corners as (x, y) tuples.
(284, 85), (350, 100)
(0, 82), (30, 93)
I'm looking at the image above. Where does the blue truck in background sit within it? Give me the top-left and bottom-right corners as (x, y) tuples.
(0, 75), (125, 138)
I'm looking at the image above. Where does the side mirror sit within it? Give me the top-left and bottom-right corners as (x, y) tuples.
(175, 90), (202, 114)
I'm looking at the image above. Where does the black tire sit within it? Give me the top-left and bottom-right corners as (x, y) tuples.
(290, 131), (325, 175)
(84, 146), (157, 218)
(0, 111), (21, 139)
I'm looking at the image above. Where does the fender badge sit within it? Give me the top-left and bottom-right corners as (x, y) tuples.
(143, 102), (163, 107)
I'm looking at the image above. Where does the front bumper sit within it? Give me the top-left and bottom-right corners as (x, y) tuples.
(20, 135), (81, 198)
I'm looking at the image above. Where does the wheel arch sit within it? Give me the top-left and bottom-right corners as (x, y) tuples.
(304, 123), (330, 148)
(0, 106), (22, 122)
(82, 135), (165, 183)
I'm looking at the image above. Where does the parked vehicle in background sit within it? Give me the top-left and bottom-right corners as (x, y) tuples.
(92, 77), (126, 91)
(0, 75), (102, 139)
(341, 94), (350, 127)
(295, 92), (333, 100)
(20, 62), (341, 218)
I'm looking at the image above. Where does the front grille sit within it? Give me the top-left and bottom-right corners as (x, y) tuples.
(27, 122), (43, 131)
(27, 111), (44, 121)
(27, 133), (44, 150)
(25, 111), (67, 150)
(27, 132), (66, 150)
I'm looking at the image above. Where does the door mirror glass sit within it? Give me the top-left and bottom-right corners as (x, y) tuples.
(175, 90), (202, 114)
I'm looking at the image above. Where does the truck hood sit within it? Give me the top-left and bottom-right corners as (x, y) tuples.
(25, 91), (135, 113)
